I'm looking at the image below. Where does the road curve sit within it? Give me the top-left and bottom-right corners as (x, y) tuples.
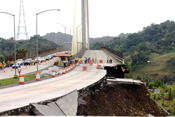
(0, 65), (106, 112)
(0, 50), (119, 112)
(0, 57), (58, 80)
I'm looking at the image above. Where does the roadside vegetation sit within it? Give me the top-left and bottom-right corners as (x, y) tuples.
(0, 74), (46, 87)
(0, 35), (58, 63)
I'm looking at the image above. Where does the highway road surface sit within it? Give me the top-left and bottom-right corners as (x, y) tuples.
(0, 65), (106, 112)
(0, 57), (58, 80)
(83, 50), (120, 65)
(0, 50), (118, 112)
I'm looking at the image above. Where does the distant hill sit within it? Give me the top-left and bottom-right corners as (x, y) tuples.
(0, 35), (58, 57)
(90, 20), (175, 80)
(42, 32), (114, 44)
(43, 32), (72, 45)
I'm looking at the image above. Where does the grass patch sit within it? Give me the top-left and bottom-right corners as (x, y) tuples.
(150, 86), (175, 116)
(133, 52), (175, 77)
(0, 74), (46, 87)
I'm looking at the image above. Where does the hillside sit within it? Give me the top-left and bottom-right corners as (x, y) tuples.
(0, 35), (58, 57)
(134, 53), (175, 84)
(90, 20), (175, 68)
(42, 32), (114, 44)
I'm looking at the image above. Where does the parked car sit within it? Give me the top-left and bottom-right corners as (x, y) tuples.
(17, 59), (24, 65)
(48, 55), (53, 59)
(45, 55), (51, 60)
(24, 59), (33, 65)
(41, 57), (46, 62)
(35, 57), (42, 63)
(12, 63), (20, 69)
(52, 54), (56, 57)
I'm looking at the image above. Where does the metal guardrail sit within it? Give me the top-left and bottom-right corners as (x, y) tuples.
(71, 49), (87, 60)
(100, 47), (124, 64)
(100, 47), (123, 58)
(154, 99), (171, 116)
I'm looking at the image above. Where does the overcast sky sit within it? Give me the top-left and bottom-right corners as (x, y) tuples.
(0, 0), (175, 39)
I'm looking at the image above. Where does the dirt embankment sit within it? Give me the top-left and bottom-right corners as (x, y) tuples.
(77, 84), (167, 116)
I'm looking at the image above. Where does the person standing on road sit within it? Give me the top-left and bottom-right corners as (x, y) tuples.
(63, 60), (66, 68)
(97, 57), (99, 64)
(33, 59), (35, 65)
(17, 66), (22, 75)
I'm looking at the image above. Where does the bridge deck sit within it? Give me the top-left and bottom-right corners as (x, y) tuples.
(83, 50), (121, 65)
(0, 65), (106, 112)
(0, 50), (120, 113)
(0, 58), (56, 80)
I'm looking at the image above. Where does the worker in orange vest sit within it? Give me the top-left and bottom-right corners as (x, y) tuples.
(33, 60), (35, 65)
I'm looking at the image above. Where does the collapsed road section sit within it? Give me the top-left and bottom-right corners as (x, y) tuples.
(0, 49), (169, 116)
(0, 77), (168, 116)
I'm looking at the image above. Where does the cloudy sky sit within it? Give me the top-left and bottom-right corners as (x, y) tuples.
(0, 0), (175, 39)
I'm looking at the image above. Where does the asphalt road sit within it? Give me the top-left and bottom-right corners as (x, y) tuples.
(0, 57), (58, 80)
(0, 50), (118, 113)
(83, 50), (120, 65)
(0, 65), (106, 112)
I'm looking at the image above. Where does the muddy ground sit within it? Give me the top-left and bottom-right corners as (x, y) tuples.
(77, 83), (167, 116)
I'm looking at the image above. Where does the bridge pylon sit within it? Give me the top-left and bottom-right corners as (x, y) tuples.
(72, 0), (89, 55)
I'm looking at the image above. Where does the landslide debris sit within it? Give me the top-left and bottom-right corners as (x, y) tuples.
(77, 84), (167, 116)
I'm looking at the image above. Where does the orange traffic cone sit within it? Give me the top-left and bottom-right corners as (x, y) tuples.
(59, 68), (62, 75)
(52, 70), (55, 77)
(35, 72), (40, 81)
(63, 68), (66, 74)
(19, 74), (24, 84)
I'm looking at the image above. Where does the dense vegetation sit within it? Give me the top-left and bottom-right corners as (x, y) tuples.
(0, 35), (58, 61)
(91, 20), (175, 71)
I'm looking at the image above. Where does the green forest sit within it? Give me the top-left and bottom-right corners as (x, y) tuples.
(0, 35), (58, 57)
(91, 20), (175, 74)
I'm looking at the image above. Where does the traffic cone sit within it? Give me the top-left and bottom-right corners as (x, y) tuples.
(52, 70), (55, 77)
(63, 68), (66, 74)
(97, 64), (101, 69)
(68, 66), (70, 71)
(76, 62), (79, 66)
(19, 74), (24, 84)
(66, 67), (68, 73)
(59, 68), (62, 75)
(35, 72), (40, 81)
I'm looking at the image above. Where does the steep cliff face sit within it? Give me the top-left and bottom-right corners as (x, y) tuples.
(77, 84), (167, 116)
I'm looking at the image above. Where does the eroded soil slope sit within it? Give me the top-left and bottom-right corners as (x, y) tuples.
(77, 84), (167, 116)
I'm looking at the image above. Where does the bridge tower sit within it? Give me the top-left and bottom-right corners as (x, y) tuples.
(82, 0), (89, 50)
(17, 0), (28, 40)
(72, 0), (89, 55)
